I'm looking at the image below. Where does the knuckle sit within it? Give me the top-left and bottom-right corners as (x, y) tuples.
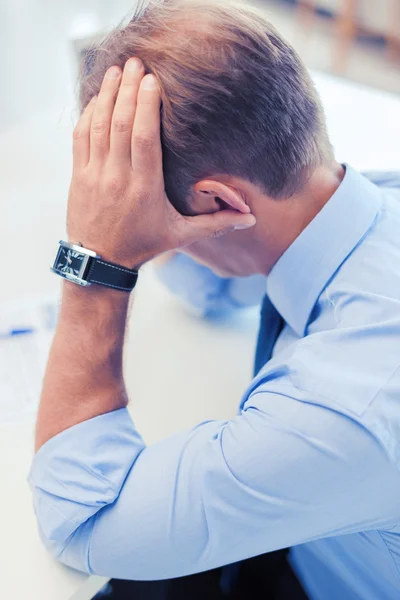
(112, 118), (131, 134)
(74, 172), (94, 193)
(73, 126), (84, 141)
(133, 133), (154, 151)
(91, 120), (108, 136)
(133, 184), (151, 205)
(105, 173), (126, 195)
(213, 228), (228, 239)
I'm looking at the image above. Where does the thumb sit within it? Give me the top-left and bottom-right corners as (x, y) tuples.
(180, 209), (257, 245)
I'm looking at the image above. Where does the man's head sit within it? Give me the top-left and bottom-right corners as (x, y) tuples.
(80, 0), (338, 277)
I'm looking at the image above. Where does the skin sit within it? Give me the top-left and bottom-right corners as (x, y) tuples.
(35, 58), (343, 450)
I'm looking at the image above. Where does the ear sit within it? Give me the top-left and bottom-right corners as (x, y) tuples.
(190, 179), (251, 215)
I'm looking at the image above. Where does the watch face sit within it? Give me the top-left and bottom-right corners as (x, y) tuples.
(56, 247), (85, 278)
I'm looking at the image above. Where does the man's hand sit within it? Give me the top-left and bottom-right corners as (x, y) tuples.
(68, 58), (256, 270)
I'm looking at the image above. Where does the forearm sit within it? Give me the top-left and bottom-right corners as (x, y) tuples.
(35, 282), (130, 451)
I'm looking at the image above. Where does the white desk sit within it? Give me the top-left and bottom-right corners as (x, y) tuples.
(0, 73), (399, 600)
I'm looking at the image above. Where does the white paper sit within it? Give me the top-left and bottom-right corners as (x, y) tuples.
(0, 296), (58, 425)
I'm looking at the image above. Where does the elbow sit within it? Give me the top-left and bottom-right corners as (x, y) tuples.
(38, 528), (92, 575)
(28, 408), (144, 573)
(30, 486), (112, 574)
(34, 500), (96, 573)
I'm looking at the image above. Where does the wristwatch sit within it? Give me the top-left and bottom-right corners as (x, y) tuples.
(51, 241), (138, 292)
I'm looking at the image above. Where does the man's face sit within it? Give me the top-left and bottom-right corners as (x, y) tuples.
(181, 228), (260, 278)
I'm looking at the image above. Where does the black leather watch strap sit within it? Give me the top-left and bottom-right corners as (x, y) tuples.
(86, 258), (138, 292)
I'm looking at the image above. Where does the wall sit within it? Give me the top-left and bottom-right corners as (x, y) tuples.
(0, 0), (137, 132)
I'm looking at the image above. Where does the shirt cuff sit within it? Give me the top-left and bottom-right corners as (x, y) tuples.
(28, 408), (145, 560)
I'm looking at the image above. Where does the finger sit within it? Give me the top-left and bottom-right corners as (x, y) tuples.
(110, 57), (145, 165)
(90, 66), (122, 163)
(179, 210), (257, 246)
(72, 96), (97, 169)
(131, 74), (162, 176)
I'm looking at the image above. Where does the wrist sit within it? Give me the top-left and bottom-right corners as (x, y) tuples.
(52, 240), (140, 292)
(66, 233), (146, 270)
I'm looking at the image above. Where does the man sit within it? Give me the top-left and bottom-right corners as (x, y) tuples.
(29, 1), (400, 599)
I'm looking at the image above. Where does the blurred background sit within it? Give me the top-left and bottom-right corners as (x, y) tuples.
(1, 0), (399, 133)
(0, 6), (399, 596)
(259, 0), (400, 92)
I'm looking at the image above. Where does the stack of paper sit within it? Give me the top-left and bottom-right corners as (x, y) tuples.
(0, 296), (59, 426)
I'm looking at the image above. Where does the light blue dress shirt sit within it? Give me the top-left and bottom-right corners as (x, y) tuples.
(29, 167), (400, 600)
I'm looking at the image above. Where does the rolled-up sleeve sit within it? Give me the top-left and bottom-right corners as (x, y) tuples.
(29, 409), (145, 564)
(29, 384), (400, 580)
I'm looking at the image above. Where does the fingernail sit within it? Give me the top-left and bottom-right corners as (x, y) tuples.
(142, 74), (158, 90)
(127, 57), (142, 71)
(107, 66), (121, 78)
(234, 221), (256, 230)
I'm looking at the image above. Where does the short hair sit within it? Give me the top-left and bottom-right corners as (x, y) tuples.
(80, 0), (333, 214)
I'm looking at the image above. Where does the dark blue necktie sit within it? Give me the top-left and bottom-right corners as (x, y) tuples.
(220, 294), (284, 595)
(253, 293), (285, 376)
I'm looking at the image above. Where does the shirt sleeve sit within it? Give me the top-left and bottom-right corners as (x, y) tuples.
(155, 253), (266, 316)
(28, 380), (400, 580)
(362, 170), (400, 189)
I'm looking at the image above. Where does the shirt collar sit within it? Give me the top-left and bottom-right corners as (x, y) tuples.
(266, 165), (382, 337)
